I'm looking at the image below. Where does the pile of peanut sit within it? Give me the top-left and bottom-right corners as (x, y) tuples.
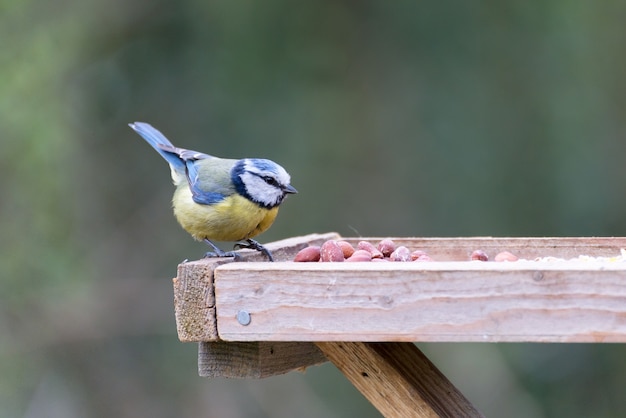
(293, 239), (519, 262)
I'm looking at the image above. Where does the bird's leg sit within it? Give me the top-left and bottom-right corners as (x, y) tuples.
(234, 239), (274, 262)
(203, 239), (242, 261)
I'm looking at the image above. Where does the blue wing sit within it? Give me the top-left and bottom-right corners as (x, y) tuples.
(130, 122), (225, 205)
(184, 159), (227, 205)
(129, 122), (213, 175)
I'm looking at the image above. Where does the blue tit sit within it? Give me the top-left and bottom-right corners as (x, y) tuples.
(129, 122), (297, 261)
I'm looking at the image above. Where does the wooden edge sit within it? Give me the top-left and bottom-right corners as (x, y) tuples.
(173, 232), (341, 342)
(316, 342), (484, 418)
(198, 341), (328, 378)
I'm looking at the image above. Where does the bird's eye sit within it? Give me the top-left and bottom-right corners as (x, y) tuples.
(263, 176), (279, 187)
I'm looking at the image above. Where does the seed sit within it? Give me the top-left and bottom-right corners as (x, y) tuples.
(346, 250), (373, 262)
(410, 250), (429, 261)
(470, 250), (489, 261)
(377, 239), (396, 257)
(320, 240), (345, 262)
(336, 240), (356, 258)
(494, 251), (518, 262)
(414, 254), (434, 262)
(390, 246), (411, 262)
(293, 246), (321, 262)
(357, 241), (384, 259)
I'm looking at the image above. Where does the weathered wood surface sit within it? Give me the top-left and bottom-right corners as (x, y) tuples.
(198, 341), (327, 378)
(316, 342), (484, 418)
(214, 260), (626, 342)
(173, 232), (340, 342)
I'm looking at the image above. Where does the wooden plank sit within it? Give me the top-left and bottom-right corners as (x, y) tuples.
(316, 342), (484, 418)
(198, 341), (328, 378)
(173, 232), (340, 342)
(214, 261), (626, 342)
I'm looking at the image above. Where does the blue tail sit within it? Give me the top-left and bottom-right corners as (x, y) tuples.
(129, 122), (185, 173)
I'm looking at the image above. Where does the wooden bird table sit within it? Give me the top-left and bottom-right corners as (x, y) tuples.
(172, 232), (626, 417)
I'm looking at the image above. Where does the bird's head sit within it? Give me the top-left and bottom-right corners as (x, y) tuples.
(232, 158), (297, 209)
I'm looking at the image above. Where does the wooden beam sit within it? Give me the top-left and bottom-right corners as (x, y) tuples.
(198, 341), (327, 378)
(214, 261), (626, 342)
(316, 342), (484, 418)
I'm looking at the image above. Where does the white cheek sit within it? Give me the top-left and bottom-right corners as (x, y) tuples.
(240, 172), (282, 206)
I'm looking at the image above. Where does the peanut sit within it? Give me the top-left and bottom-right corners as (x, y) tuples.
(377, 239), (396, 257)
(390, 246), (411, 262)
(320, 240), (345, 262)
(470, 250), (489, 261)
(345, 250), (373, 262)
(336, 240), (355, 258)
(293, 245), (321, 262)
(410, 250), (429, 261)
(357, 241), (384, 259)
(414, 254), (434, 262)
(494, 251), (518, 262)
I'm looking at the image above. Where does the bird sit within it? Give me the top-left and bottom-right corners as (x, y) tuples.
(129, 122), (297, 261)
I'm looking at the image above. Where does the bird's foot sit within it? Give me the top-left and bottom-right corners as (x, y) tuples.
(203, 239), (242, 261)
(234, 239), (274, 262)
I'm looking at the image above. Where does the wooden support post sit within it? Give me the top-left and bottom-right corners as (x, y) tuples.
(316, 342), (484, 418)
(199, 341), (327, 378)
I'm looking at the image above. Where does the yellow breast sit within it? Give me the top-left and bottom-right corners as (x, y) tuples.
(172, 186), (279, 242)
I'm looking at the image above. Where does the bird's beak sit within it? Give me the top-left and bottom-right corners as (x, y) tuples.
(283, 184), (298, 194)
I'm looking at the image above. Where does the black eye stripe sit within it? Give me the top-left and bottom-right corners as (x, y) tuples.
(254, 173), (279, 187)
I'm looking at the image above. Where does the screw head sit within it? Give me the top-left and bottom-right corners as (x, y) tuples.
(236, 310), (251, 326)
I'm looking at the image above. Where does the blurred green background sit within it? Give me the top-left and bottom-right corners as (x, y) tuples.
(2, 0), (626, 416)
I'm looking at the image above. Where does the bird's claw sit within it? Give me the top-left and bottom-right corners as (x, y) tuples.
(234, 239), (274, 262)
(203, 239), (243, 261)
(203, 238), (273, 262)
(203, 250), (242, 261)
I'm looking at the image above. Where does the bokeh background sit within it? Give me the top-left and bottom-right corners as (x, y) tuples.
(3, 0), (626, 417)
